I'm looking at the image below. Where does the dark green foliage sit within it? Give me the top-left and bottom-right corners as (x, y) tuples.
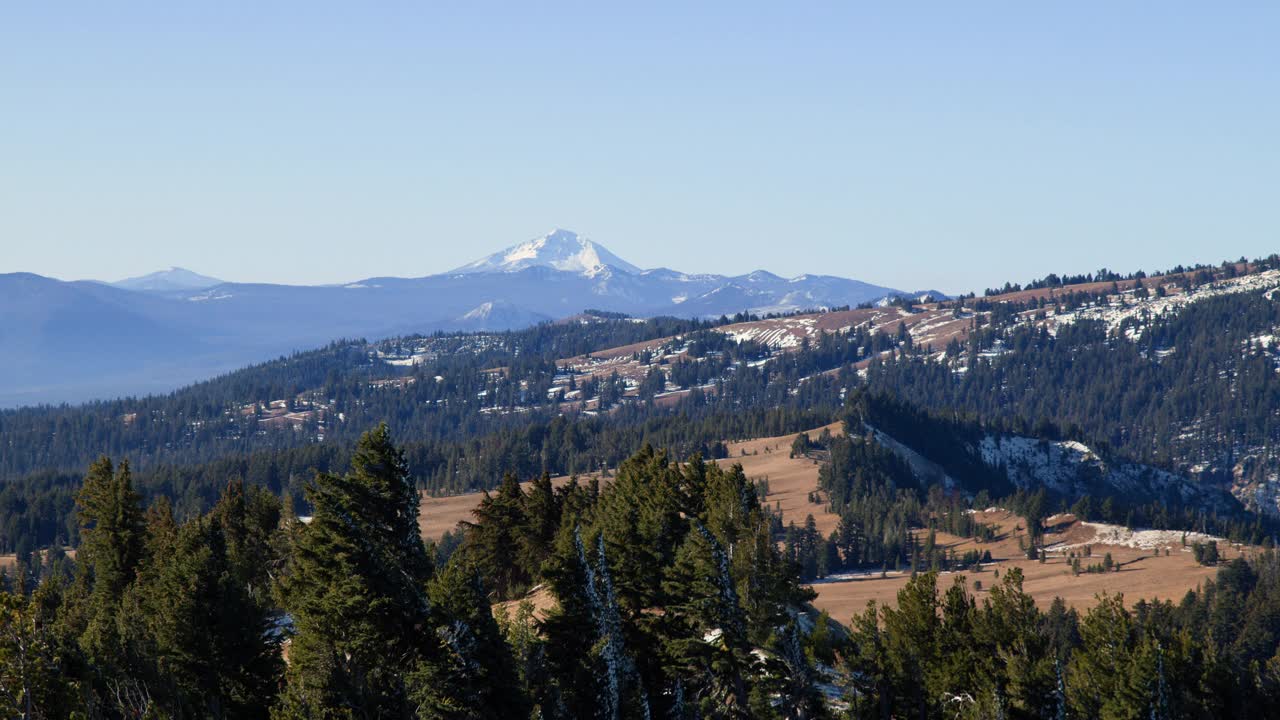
(22, 459), (286, 718)
(274, 424), (438, 718)
(0, 586), (79, 718)
(842, 554), (1280, 719)
(0, 309), (880, 552)
(533, 450), (820, 719)
(138, 514), (283, 717)
(458, 474), (532, 599)
(1192, 540), (1220, 566)
(664, 522), (755, 716)
(10, 416), (1280, 717)
(410, 559), (529, 719)
(867, 291), (1280, 516)
(67, 457), (150, 689)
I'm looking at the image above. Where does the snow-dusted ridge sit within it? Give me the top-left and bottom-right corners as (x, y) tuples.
(1049, 269), (1280, 337)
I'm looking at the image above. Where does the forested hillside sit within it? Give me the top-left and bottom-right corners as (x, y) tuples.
(7, 255), (1280, 716)
(6, 424), (1280, 718)
(866, 269), (1280, 516)
(1, 427), (833, 718)
(8, 256), (1280, 557)
(0, 308), (906, 553)
(0, 313), (725, 477)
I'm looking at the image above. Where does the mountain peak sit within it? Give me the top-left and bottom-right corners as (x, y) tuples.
(112, 267), (223, 292)
(451, 229), (642, 276)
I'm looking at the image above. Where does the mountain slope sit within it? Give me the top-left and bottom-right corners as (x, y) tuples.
(862, 260), (1280, 516)
(0, 230), (910, 405)
(113, 267), (224, 292)
(0, 273), (210, 405)
(449, 228), (641, 275)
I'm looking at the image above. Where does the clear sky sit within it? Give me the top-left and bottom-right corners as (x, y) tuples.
(2, 3), (1276, 295)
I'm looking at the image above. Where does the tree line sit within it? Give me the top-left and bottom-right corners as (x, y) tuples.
(0, 426), (833, 718)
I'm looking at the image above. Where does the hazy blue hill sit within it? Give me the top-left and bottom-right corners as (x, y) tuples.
(0, 231), (910, 405)
(112, 266), (224, 292)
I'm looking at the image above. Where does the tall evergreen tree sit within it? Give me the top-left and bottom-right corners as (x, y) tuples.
(74, 458), (147, 669)
(0, 588), (77, 719)
(519, 472), (561, 577)
(662, 522), (753, 718)
(59, 457), (151, 715)
(143, 515), (283, 718)
(460, 474), (529, 600)
(408, 558), (529, 719)
(275, 424), (438, 719)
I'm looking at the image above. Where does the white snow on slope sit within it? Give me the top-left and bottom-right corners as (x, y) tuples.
(451, 228), (642, 276)
(978, 434), (1223, 508)
(726, 318), (819, 348)
(1048, 522), (1225, 551)
(978, 436), (1095, 495)
(1050, 269), (1280, 337)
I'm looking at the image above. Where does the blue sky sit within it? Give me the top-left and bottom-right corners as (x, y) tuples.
(2, 3), (1276, 294)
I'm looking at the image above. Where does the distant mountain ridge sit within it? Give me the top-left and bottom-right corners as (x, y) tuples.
(2, 229), (922, 405)
(112, 267), (224, 292)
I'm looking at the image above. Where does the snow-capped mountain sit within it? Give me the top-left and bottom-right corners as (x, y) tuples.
(441, 229), (923, 317)
(2, 229), (918, 405)
(112, 267), (224, 292)
(450, 229), (642, 276)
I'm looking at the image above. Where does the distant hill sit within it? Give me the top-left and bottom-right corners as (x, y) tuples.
(112, 267), (224, 292)
(7, 257), (1280, 554)
(1, 229), (917, 405)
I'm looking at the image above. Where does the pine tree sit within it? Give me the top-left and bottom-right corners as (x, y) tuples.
(540, 522), (606, 718)
(932, 577), (980, 709)
(594, 446), (684, 614)
(0, 588), (77, 718)
(66, 456), (150, 707)
(1068, 592), (1141, 719)
(408, 558), (529, 718)
(143, 515), (283, 718)
(769, 617), (827, 720)
(982, 567), (1055, 718)
(275, 424), (437, 718)
(496, 598), (551, 716)
(661, 522), (753, 718)
(519, 472), (562, 576)
(583, 532), (650, 720)
(209, 479), (281, 604)
(881, 571), (940, 717)
(843, 601), (892, 719)
(461, 473), (530, 599)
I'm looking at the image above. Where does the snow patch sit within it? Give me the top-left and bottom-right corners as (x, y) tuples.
(1048, 522), (1225, 551)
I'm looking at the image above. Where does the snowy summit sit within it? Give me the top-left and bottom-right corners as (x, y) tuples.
(450, 229), (642, 277)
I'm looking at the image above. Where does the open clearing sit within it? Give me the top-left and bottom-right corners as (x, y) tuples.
(810, 510), (1247, 622)
(418, 423), (842, 542)
(717, 430), (1249, 619)
(719, 423), (844, 537)
(419, 426), (1247, 622)
(419, 472), (601, 540)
